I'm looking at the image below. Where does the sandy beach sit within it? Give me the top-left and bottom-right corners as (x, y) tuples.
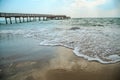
(0, 46), (119, 80)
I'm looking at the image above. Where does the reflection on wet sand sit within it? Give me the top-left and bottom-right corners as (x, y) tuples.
(0, 47), (120, 80)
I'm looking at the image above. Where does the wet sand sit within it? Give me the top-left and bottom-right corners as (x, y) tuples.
(0, 46), (120, 80)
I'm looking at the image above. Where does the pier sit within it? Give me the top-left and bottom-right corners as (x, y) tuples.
(0, 12), (70, 24)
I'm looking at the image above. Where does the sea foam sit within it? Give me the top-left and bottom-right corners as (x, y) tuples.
(0, 18), (120, 64)
(38, 26), (120, 63)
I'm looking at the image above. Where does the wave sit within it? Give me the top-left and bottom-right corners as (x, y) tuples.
(38, 27), (120, 64)
(0, 25), (120, 64)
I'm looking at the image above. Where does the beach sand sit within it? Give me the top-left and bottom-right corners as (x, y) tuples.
(0, 46), (120, 80)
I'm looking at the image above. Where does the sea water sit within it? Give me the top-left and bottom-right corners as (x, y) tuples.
(0, 18), (120, 64)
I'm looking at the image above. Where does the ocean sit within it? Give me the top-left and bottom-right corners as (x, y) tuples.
(0, 18), (120, 64)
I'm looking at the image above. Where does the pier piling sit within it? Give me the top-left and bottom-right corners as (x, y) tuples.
(5, 17), (8, 24)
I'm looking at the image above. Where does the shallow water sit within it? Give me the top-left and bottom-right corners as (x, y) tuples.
(0, 18), (120, 63)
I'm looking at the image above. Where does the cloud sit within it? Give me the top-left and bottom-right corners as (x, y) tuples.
(71, 0), (107, 8)
(61, 0), (120, 17)
(0, 0), (119, 17)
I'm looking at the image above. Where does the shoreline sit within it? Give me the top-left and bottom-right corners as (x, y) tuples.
(0, 46), (119, 80)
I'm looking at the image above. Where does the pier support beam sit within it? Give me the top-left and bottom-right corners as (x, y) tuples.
(43, 17), (47, 21)
(9, 17), (12, 24)
(23, 17), (25, 22)
(27, 17), (29, 22)
(33, 17), (35, 21)
(46, 17), (48, 21)
(39, 17), (41, 21)
(30, 17), (32, 22)
(5, 17), (8, 24)
(33, 17), (36, 21)
(55, 17), (59, 20)
(43, 17), (45, 21)
(15, 17), (17, 23)
(19, 17), (21, 23)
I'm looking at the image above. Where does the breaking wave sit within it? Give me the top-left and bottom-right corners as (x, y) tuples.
(39, 26), (120, 63)
(0, 18), (120, 64)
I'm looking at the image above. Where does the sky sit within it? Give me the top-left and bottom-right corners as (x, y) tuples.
(0, 0), (120, 17)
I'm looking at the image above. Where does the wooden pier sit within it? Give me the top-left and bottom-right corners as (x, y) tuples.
(0, 12), (70, 24)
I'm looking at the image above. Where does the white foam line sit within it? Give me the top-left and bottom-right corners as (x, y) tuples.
(73, 47), (120, 64)
(39, 41), (120, 64)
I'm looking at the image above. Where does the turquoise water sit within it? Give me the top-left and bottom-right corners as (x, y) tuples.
(0, 18), (120, 63)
